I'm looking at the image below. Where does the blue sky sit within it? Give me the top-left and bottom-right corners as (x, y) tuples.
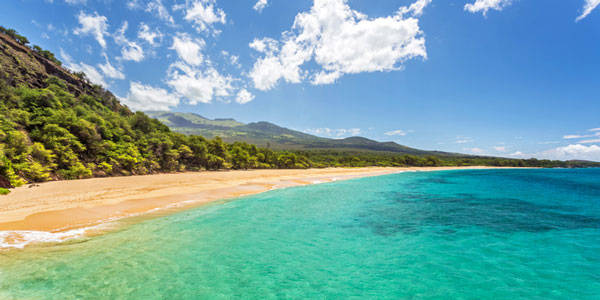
(2, 0), (600, 161)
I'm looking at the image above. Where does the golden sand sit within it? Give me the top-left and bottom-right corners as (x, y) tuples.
(0, 167), (504, 233)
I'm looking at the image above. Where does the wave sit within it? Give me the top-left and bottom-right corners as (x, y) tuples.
(0, 225), (106, 249)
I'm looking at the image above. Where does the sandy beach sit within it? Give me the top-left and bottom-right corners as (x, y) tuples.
(0, 166), (503, 248)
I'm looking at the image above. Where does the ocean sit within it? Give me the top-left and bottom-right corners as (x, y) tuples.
(0, 169), (599, 299)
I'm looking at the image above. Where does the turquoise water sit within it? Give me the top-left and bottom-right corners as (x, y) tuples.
(0, 169), (599, 299)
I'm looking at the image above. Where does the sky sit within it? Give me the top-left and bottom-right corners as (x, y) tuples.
(2, 0), (600, 161)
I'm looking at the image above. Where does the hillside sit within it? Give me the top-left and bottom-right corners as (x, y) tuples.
(1, 26), (597, 194)
(0, 27), (319, 192)
(145, 111), (442, 155)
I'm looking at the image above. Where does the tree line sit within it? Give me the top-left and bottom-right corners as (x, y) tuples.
(1, 26), (598, 195)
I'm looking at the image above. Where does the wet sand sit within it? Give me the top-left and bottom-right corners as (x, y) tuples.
(0, 167), (508, 247)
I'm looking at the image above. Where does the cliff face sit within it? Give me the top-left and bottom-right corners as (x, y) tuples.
(0, 33), (104, 98)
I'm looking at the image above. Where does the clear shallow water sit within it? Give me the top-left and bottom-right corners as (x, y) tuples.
(0, 169), (599, 299)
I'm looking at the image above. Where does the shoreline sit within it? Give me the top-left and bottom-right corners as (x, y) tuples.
(0, 166), (515, 248)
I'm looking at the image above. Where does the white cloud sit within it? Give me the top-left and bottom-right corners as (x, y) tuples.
(120, 81), (180, 111)
(385, 129), (412, 136)
(60, 49), (107, 87)
(127, 0), (174, 23)
(65, 0), (87, 4)
(115, 22), (145, 62)
(171, 34), (205, 66)
(183, 0), (227, 34)
(564, 134), (587, 139)
(73, 11), (109, 48)
(167, 62), (235, 104)
(456, 136), (474, 144)
(563, 132), (600, 139)
(589, 127), (600, 132)
(494, 146), (508, 152)
(249, 0), (430, 91)
(509, 151), (525, 157)
(537, 141), (561, 145)
(236, 89), (255, 104)
(147, 0), (175, 24)
(465, 0), (512, 16)
(576, 0), (600, 21)
(540, 144), (600, 162)
(221, 51), (241, 68)
(304, 127), (362, 138)
(253, 0), (268, 13)
(580, 139), (600, 144)
(467, 147), (486, 154)
(138, 23), (162, 46)
(98, 53), (125, 80)
(509, 144), (600, 162)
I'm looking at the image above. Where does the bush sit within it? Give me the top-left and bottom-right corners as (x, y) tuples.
(0, 188), (9, 195)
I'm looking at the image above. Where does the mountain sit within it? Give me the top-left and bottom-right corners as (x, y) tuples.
(0, 27), (317, 190)
(2, 25), (596, 193)
(145, 111), (444, 156)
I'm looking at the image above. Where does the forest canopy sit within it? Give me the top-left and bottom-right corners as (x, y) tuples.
(0, 26), (598, 193)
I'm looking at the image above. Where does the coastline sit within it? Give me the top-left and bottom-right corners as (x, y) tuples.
(0, 166), (510, 248)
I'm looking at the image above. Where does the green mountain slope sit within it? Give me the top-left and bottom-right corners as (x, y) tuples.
(0, 27), (316, 191)
(145, 111), (442, 155)
(1, 26), (596, 194)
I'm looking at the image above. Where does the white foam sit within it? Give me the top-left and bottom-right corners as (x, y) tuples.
(0, 225), (103, 249)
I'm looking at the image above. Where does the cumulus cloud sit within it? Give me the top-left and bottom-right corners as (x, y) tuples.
(98, 53), (125, 80)
(167, 62), (236, 104)
(221, 51), (241, 68)
(73, 11), (109, 48)
(138, 23), (162, 46)
(182, 0), (227, 34)
(540, 144), (600, 162)
(236, 89), (255, 104)
(304, 128), (362, 138)
(509, 151), (525, 157)
(464, 0), (512, 16)
(147, 0), (175, 23)
(494, 146), (508, 152)
(60, 49), (107, 87)
(171, 34), (205, 66)
(509, 144), (600, 162)
(576, 0), (600, 21)
(249, 0), (430, 91)
(128, 0), (174, 23)
(253, 0), (268, 13)
(465, 147), (486, 154)
(385, 130), (412, 136)
(120, 81), (180, 111)
(114, 22), (145, 62)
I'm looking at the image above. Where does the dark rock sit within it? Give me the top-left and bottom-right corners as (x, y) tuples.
(0, 175), (12, 189)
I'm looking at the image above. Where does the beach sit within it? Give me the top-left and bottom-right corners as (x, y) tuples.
(2, 167), (597, 299)
(0, 166), (503, 247)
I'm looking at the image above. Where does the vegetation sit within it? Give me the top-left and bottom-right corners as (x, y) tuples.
(0, 26), (29, 46)
(1, 26), (599, 193)
(145, 111), (429, 154)
(1, 26), (61, 66)
(0, 75), (318, 187)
